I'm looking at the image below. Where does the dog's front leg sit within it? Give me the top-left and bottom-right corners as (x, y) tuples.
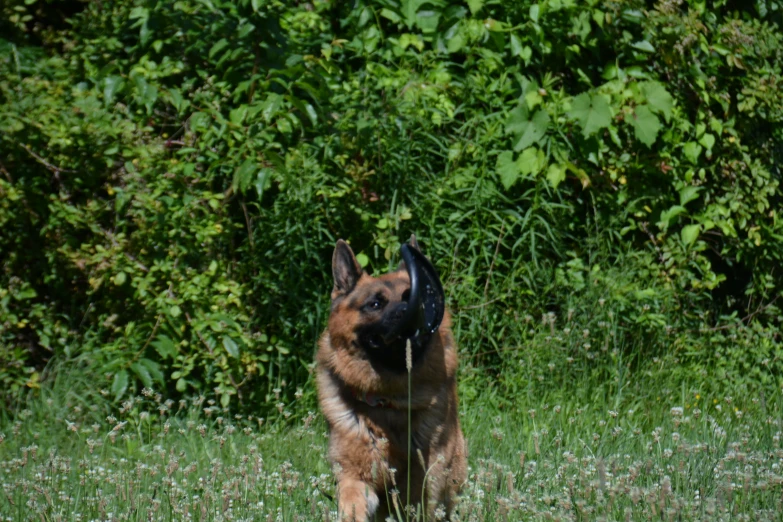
(337, 477), (379, 521)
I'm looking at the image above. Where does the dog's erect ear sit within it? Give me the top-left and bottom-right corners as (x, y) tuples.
(332, 239), (362, 298)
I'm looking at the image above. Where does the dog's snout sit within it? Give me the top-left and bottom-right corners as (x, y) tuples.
(392, 303), (407, 319)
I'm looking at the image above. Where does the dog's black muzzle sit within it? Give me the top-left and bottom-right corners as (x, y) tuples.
(382, 243), (445, 345)
(357, 241), (445, 372)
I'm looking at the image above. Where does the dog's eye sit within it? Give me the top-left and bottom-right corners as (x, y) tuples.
(365, 296), (386, 311)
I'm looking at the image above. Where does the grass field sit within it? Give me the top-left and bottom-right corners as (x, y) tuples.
(2, 369), (782, 522)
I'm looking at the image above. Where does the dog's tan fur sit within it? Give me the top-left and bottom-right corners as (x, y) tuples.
(316, 240), (467, 521)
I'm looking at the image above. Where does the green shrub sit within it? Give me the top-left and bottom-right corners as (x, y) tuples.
(1, 0), (781, 409)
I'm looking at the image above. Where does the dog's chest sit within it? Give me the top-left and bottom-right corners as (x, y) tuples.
(360, 408), (444, 463)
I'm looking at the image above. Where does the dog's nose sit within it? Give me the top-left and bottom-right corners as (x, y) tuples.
(401, 288), (411, 303)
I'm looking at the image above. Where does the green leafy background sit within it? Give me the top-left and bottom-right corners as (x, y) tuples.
(1, 0), (782, 410)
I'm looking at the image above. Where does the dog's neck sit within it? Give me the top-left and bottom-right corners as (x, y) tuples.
(327, 368), (417, 410)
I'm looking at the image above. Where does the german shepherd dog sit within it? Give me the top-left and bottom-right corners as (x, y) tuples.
(316, 236), (467, 521)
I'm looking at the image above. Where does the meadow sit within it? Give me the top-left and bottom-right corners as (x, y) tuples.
(3, 342), (782, 522)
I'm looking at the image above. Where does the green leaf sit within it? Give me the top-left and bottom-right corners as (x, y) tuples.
(233, 159), (257, 193)
(380, 8), (402, 23)
(103, 76), (124, 105)
(510, 109), (550, 151)
(133, 76), (158, 114)
(629, 105), (661, 147)
(569, 93), (612, 137)
(401, 0), (432, 28)
(681, 224), (701, 247)
(683, 142), (702, 164)
(467, 0), (484, 14)
(447, 32), (465, 53)
(529, 4), (539, 22)
(304, 103), (318, 125)
(113, 271), (127, 286)
(152, 335), (178, 360)
(111, 370), (129, 401)
(415, 11), (440, 33)
(139, 358), (165, 385)
(223, 335), (239, 358)
(505, 105), (529, 134)
(496, 151), (519, 190)
(546, 164), (567, 189)
(209, 39), (229, 59)
(659, 205), (686, 229)
(679, 186), (702, 206)
(631, 40), (655, 53)
(16, 287), (37, 299)
(509, 34), (522, 56)
(176, 378), (187, 392)
(237, 22), (256, 39)
(524, 90), (543, 110)
(518, 147), (543, 176)
(230, 106), (248, 125)
(640, 81), (673, 122)
(520, 46), (532, 64)
(169, 305), (182, 318)
(698, 132), (715, 151)
(262, 93), (283, 122)
(139, 20), (151, 46)
(189, 112), (210, 131)
(255, 168), (273, 199)
(356, 253), (370, 268)
(131, 362), (153, 389)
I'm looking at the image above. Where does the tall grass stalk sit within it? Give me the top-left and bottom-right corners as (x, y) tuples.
(406, 338), (413, 522)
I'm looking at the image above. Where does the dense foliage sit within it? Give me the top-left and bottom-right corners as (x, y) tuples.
(2, 0), (782, 409)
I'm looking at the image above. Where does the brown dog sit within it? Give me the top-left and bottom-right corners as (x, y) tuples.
(316, 236), (467, 521)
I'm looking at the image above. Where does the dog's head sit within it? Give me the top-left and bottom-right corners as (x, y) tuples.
(328, 236), (445, 373)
